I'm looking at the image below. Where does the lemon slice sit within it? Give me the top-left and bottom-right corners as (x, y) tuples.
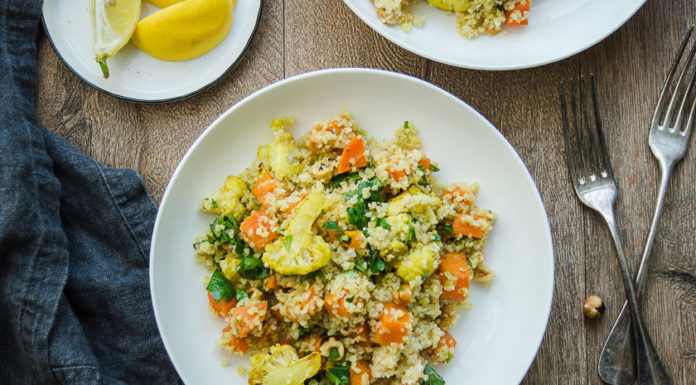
(145, 0), (185, 7)
(89, 0), (141, 78)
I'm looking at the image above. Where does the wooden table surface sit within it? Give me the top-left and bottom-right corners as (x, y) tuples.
(35, 0), (696, 383)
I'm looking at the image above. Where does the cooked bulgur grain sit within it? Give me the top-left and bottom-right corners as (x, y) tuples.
(195, 112), (496, 385)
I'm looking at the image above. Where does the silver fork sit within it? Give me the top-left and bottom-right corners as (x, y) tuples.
(560, 75), (673, 385)
(598, 26), (696, 385)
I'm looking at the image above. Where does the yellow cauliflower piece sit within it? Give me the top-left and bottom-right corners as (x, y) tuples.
(200, 175), (248, 220)
(262, 193), (332, 275)
(249, 345), (321, 385)
(257, 117), (304, 179)
(426, 0), (469, 12)
(397, 246), (436, 282)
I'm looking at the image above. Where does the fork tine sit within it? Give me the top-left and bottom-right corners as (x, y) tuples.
(684, 85), (696, 135)
(589, 74), (614, 177)
(663, 28), (696, 128)
(652, 26), (694, 128)
(560, 81), (582, 184)
(673, 35), (696, 132)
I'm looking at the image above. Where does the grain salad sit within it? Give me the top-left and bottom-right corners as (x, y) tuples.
(374, 0), (530, 38)
(193, 113), (497, 385)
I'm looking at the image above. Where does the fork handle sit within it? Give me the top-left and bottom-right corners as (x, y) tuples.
(598, 163), (674, 385)
(600, 212), (673, 385)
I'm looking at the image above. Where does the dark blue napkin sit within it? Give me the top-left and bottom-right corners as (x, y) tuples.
(0, 1), (181, 383)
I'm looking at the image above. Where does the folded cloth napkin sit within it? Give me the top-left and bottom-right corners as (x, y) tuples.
(0, 1), (181, 384)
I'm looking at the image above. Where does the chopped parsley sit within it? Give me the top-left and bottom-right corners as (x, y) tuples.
(299, 270), (327, 283)
(429, 164), (440, 172)
(404, 121), (410, 129)
(419, 364), (445, 385)
(210, 214), (253, 257)
(355, 249), (387, 276)
(326, 361), (351, 385)
(327, 348), (340, 362)
(322, 221), (344, 231)
(236, 257), (270, 280)
(235, 288), (249, 301)
(405, 218), (417, 245)
(345, 296), (354, 303)
(439, 223), (454, 235)
(206, 270), (235, 303)
(298, 326), (313, 339)
(210, 198), (218, 208)
(377, 218), (391, 230)
(446, 352), (454, 363)
(347, 197), (368, 230)
(323, 221), (352, 244)
(432, 233), (441, 242)
(284, 234), (293, 251)
(329, 172), (361, 187)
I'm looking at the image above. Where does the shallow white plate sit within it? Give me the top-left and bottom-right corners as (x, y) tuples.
(42, 0), (262, 103)
(151, 68), (555, 384)
(343, 0), (645, 70)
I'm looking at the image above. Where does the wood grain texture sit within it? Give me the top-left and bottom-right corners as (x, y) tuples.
(34, 0), (696, 383)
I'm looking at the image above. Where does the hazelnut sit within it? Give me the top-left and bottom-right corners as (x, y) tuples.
(583, 295), (605, 319)
(392, 285), (412, 304)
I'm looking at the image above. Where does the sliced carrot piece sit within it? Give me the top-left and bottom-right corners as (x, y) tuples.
(337, 136), (367, 174)
(252, 172), (280, 208)
(385, 157), (410, 182)
(452, 213), (488, 238)
(442, 187), (474, 205)
(208, 291), (236, 317)
(264, 274), (280, 291)
(276, 282), (322, 323)
(351, 323), (371, 347)
(350, 360), (372, 385)
(221, 326), (249, 354)
(506, 0), (530, 26)
(328, 230), (366, 251)
(231, 301), (267, 338)
(418, 156), (431, 174)
(428, 330), (456, 363)
(374, 303), (411, 345)
(325, 290), (352, 319)
(240, 210), (279, 251)
(283, 192), (307, 215)
(438, 253), (471, 302)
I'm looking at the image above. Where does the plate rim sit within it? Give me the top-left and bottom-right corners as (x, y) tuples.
(150, 67), (556, 384)
(341, 0), (647, 70)
(40, 0), (264, 104)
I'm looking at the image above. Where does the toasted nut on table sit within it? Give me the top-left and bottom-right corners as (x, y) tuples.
(583, 295), (605, 319)
(319, 337), (344, 360)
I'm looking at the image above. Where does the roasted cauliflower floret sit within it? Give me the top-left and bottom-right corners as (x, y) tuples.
(397, 246), (436, 282)
(426, 0), (468, 12)
(249, 345), (321, 385)
(257, 117), (304, 179)
(262, 193), (332, 275)
(386, 186), (441, 217)
(200, 175), (249, 220)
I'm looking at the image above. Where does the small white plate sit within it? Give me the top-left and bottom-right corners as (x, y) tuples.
(343, 0), (645, 70)
(42, 0), (262, 103)
(150, 68), (555, 385)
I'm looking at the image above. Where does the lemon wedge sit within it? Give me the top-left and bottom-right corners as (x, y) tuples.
(89, 0), (141, 78)
(144, 0), (185, 8)
(131, 0), (236, 61)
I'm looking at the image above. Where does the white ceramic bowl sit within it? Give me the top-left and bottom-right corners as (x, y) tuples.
(42, 0), (262, 102)
(343, 0), (646, 70)
(150, 68), (555, 384)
